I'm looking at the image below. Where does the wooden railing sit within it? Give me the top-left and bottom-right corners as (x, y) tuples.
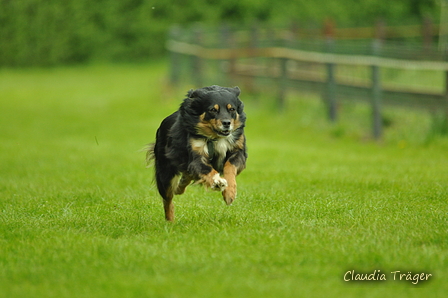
(167, 21), (448, 139)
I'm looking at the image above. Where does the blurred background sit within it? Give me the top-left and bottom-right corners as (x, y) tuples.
(0, 0), (442, 67)
(1, 0), (447, 141)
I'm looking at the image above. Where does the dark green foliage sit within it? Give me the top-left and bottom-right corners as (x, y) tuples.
(0, 0), (440, 67)
(0, 0), (166, 66)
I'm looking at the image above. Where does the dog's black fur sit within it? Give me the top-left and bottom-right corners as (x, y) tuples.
(147, 85), (247, 221)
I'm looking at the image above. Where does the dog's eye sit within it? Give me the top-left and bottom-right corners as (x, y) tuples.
(209, 108), (218, 113)
(229, 107), (236, 112)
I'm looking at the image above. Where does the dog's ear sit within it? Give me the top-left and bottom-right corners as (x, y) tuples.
(231, 86), (244, 114)
(182, 88), (206, 116)
(186, 89), (194, 98)
(231, 86), (241, 97)
(188, 88), (207, 99)
(237, 98), (244, 114)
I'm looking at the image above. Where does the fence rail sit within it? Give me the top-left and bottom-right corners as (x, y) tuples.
(167, 40), (448, 70)
(167, 21), (448, 139)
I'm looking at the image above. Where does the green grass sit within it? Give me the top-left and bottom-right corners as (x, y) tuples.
(0, 61), (447, 298)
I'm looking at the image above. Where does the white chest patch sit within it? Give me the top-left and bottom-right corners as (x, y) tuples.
(191, 138), (233, 156)
(211, 137), (233, 170)
(190, 137), (233, 167)
(214, 138), (233, 157)
(190, 138), (208, 154)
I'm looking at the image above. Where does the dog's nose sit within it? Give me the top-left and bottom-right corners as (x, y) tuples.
(221, 120), (231, 128)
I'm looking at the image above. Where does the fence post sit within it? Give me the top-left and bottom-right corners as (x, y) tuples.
(169, 25), (181, 85)
(220, 24), (231, 86)
(266, 27), (277, 79)
(371, 20), (385, 140)
(245, 23), (259, 92)
(422, 16), (433, 53)
(444, 49), (448, 130)
(445, 69), (448, 123)
(290, 20), (300, 41)
(192, 25), (203, 87)
(223, 25), (237, 86)
(278, 42), (288, 110)
(324, 18), (337, 122)
(277, 26), (295, 110)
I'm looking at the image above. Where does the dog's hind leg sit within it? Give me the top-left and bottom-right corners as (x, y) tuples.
(174, 174), (192, 195)
(160, 174), (192, 221)
(156, 171), (179, 221)
(161, 182), (175, 221)
(163, 195), (174, 221)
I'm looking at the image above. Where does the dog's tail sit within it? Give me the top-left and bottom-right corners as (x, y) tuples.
(143, 143), (156, 168)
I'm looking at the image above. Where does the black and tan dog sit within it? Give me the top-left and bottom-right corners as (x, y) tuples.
(147, 85), (247, 221)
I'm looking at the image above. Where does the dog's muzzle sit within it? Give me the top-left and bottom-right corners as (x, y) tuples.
(216, 120), (232, 136)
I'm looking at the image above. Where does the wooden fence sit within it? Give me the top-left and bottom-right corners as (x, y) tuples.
(167, 21), (448, 139)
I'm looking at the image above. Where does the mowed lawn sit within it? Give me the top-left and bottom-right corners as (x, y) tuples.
(0, 61), (447, 298)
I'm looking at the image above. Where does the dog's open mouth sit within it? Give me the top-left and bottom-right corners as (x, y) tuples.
(216, 129), (231, 136)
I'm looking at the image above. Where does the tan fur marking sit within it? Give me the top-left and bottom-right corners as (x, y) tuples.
(190, 138), (207, 155)
(189, 138), (210, 164)
(235, 134), (245, 150)
(196, 117), (220, 138)
(164, 199), (174, 221)
(222, 161), (237, 205)
(196, 122), (216, 138)
(234, 113), (242, 130)
(227, 104), (232, 110)
(214, 104), (219, 111)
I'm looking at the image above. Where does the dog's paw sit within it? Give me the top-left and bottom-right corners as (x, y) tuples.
(211, 174), (228, 191)
(222, 186), (236, 205)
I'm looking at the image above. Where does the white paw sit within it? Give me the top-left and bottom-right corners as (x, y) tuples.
(211, 174), (228, 191)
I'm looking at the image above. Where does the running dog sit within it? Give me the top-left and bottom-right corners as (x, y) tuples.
(147, 85), (247, 221)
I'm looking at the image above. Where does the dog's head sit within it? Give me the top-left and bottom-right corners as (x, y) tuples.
(181, 85), (246, 139)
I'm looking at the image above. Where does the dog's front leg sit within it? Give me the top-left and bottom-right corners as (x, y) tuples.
(188, 156), (227, 191)
(203, 169), (228, 191)
(222, 150), (246, 205)
(222, 161), (237, 205)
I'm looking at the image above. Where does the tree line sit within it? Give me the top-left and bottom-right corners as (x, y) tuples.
(0, 0), (439, 67)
